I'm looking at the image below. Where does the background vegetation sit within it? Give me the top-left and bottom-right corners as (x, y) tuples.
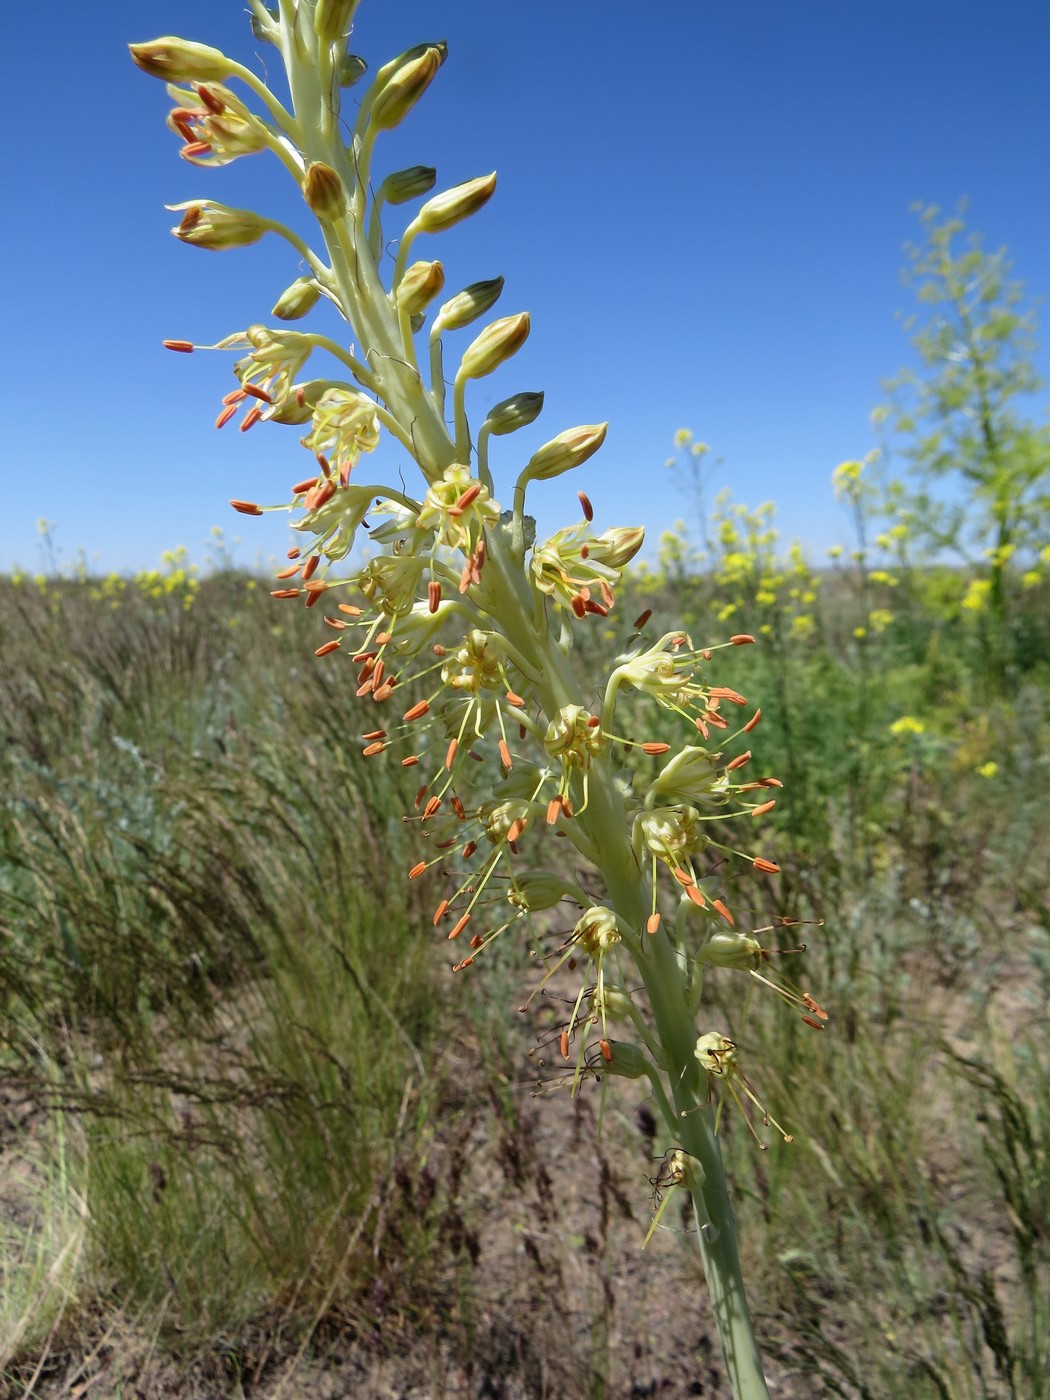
(1, 213), (1047, 1398)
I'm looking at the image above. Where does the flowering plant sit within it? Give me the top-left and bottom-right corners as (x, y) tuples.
(132, 7), (826, 1394)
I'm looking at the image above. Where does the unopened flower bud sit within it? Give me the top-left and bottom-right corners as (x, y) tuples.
(371, 44), (445, 130)
(597, 1042), (650, 1080)
(395, 260), (446, 316)
(508, 872), (584, 912)
(338, 53), (369, 86)
(130, 37), (235, 83)
(380, 166), (437, 206)
(416, 172), (497, 234)
(272, 276), (322, 321)
(521, 423), (607, 484)
(460, 313), (530, 380)
(433, 277), (504, 334)
(588, 525), (645, 569)
(314, 0), (355, 44)
(592, 985), (636, 1022)
(698, 932), (762, 970)
(168, 200), (267, 250)
(485, 392), (544, 437)
(303, 162), (347, 221)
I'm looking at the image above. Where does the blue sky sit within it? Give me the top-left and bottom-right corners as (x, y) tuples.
(4, 0), (1049, 575)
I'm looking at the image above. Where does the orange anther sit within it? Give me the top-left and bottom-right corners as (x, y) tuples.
(301, 555), (320, 582)
(401, 755), (420, 767)
(275, 564), (300, 580)
(428, 580), (441, 614)
(270, 588), (301, 599)
(685, 884), (707, 908)
(162, 339), (195, 352)
(751, 800), (777, 818)
(726, 750), (752, 772)
(646, 913), (662, 934)
(432, 900), (449, 926)
(242, 382), (272, 403)
(445, 738), (458, 770)
(560, 1030), (570, 1060)
(752, 857), (781, 874)
(730, 634), (756, 645)
(291, 477), (319, 496)
(337, 603), (362, 616)
(361, 729), (387, 741)
(230, 499), (262, 515)
(409, 861), (427, 879)
(599, 1039), (613, 1064)
(743, 708), (762, 733)
(712, 899), (734, 926)
(362, 741), (386, 756)
(453, 483), (481, 512)
(633, 609), (653, 630)
(303, 579), (328, 593)
(403, 700), (431, 722)
(239, 404), (262, 431)
(498, 739), (512, 769)
(578, 490), (593, 522)
(641, 742), (670, 755)
(449, 913), (471, 940)
(423, 796), (441, 820)
(314, 640), (341, 657)
(505, 690), (524, 708)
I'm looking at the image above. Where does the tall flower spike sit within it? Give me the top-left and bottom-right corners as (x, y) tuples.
(139, 11), (809, 1394)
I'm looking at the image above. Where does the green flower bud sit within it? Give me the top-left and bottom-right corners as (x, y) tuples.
(271, 276), (322, 321)
(597, 1041), (650, 1080)
(592, 985), (637, 1022)
(460, 313), (530, 380)
(130, 37), (235, 83)
(303, 162), (347, 221)
(508, 872), (584, 912)
(587, 525), (645, 569)
(395, 260), (446, 316)
(168, 200), (268, 250)
(371, 44), (446, 131)
(416, 172), (497, 234)
(521, 423), (607, 483)
(338, 54), (369, 86)
(374, 41), (446, 85)
(314, 0), (355, 44)
(433, 277), (505, 334)
(379, 165), (437, 205)
(485, 392), (545, 437)
(698, 932), (762, 971)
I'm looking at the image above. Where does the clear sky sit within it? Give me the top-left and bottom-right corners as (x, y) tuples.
(4, 1), (1049, 575)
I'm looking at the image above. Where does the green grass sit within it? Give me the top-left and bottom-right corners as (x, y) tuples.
(1, 566), (1048, 1397)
